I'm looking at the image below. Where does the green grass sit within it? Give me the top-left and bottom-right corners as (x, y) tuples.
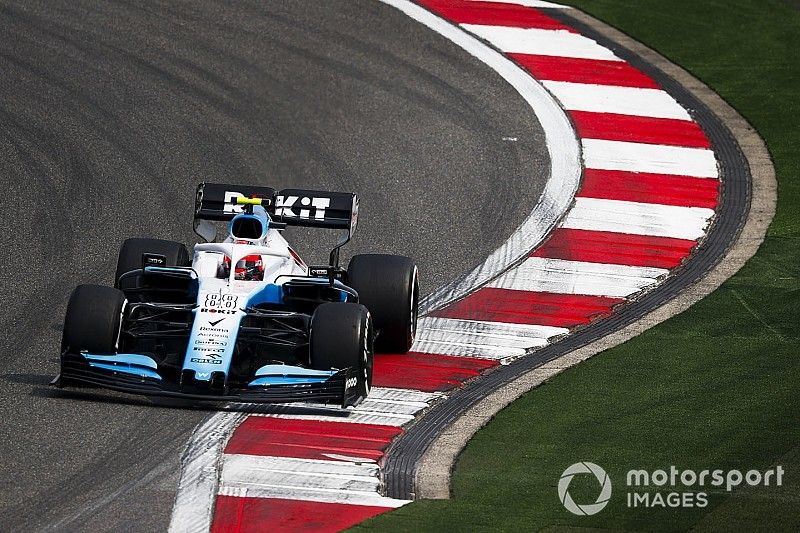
(354, 1), (800, 531)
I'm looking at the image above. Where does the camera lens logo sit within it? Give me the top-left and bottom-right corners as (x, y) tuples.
(558, 462), (612, 516)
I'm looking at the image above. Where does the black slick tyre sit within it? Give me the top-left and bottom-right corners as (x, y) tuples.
(62, 284), (127, 354)
(347, 254), (419, 353)
(114, 238), (190, 288)
(309, 302), (373, 400)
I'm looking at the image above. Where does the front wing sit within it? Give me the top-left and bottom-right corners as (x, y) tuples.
(57, 353), (364, 408)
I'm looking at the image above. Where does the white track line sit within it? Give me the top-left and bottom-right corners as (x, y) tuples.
(168, 412), (245, 533)
(378, 0), (582, 313)
(583, 139), (718, 177)
(461, 25), (620, 61)
(562, 197), (716, 240)
(542, 81), (691, 120)
(488, 257), (669, 298)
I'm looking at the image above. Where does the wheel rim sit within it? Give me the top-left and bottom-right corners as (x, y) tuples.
(362, 321), (373, 396)
(408, 267), (419, 346)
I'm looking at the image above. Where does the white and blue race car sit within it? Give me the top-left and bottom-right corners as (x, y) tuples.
(56, 183), (419, 407)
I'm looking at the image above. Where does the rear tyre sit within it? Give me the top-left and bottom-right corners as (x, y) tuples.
(309, 302), (373, 399)
(347, 254), (419, 353)
(114, 238), (190, 288)
(61, 284), (127, 354)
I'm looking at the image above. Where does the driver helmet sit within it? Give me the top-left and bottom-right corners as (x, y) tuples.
(222, 253), (265, 281)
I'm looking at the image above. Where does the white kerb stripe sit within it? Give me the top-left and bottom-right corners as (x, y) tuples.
(247, 409), (414, 427)
(583, 139), (718, 178)
(461, 25), (621, 61)
(562, 197), (716, 240)
(221, 454), (381, 494)
(468, 0), (572, 8)
(488, 257), (668, 298)
(367, 387), (442, 404)
(219, 454), (409, 507)
(224, 454), (380, 478)
(542, 81), (691, 120)
(414, 317), (566, 353)
(419, 316), (568, 341)
(411, 338), (532, 359)
(218, 485), (409, 508)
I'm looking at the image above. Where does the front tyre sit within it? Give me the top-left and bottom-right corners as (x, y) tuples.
(61, 284), (127, 354)
(309, 302), (374, 403)
(115, 238), (190, 288)
(347, 254), (419, 353)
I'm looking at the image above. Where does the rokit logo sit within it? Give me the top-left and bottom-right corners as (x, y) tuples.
(223, 191), (245, 214)
(276, 195), (330, 220)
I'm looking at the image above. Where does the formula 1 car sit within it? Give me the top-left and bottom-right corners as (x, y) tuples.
(56, 183), (419, 407)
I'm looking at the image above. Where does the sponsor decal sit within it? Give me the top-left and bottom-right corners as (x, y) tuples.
(208, 318), (226, 327)
(345, 377), (358, 390)
(190, 357), (223, 364)
(199, 326), (228, 333)
(143, 254), (166, 266)
(199, 292), (239, 315)
(194, 340), (226, 347)
(276, 195), (330, 220)
(223, 191), (245, 214)
(200, 309), (237, 315)
(204, 292), (238, 309)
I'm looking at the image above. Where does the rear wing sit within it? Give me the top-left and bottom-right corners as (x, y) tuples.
(193, 182), (359, 268)
(195, 183), (357, 229)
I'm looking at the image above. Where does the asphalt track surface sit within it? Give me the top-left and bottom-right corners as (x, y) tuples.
(0, 1), (550, 531)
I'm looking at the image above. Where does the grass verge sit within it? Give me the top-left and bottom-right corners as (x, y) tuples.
(355, 0), (799, 530)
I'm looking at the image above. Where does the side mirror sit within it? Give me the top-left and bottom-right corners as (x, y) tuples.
(194, 219), (217, 243)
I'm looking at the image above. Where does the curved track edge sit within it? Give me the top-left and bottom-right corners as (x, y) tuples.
(377, 0), (582, 314)
(389, 5), (777, 500)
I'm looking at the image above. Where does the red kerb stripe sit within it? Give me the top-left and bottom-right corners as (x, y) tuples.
(570, 110), (710, 148)
(532, 228), (698, 269)
(509, 54), (660, 88)
(224, 417), (402, 461)
(431, 287), (622, 328)
(375, 352), (498, 392)
(211, 496), (392, 533)
(577, 168), (720, 208)
(418, 0), (572, 30)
